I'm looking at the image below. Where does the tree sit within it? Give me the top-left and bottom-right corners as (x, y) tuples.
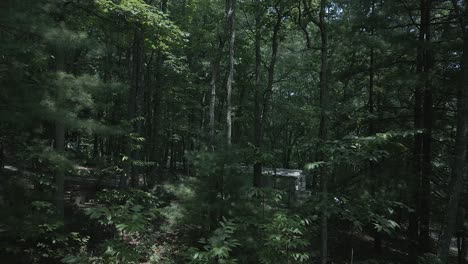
(301, 0), (330, 262)
(253, 0), (287, 187)
(317, 1), (329, 263)
(437, 1), (468, 262)
(409, 0), (433, 260)
(54, 27), (66, 218)
(226, 0), (236, 146)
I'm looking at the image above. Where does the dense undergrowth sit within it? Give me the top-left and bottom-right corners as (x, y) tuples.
(0, 150), (431, 264)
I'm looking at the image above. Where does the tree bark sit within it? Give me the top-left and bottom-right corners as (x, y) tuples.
(55, 34), (66, 218)
(409, 0), (432, 260)
(367, 0), (383, 253)
(131, 25), (145, 188)
(419, 0), (433, 253)
(120, 26), (145, 188)
(209, 19), (227, 148)
(226, 0), (236, 146)
(300, 1), (330, 260)
(55, 120), (65, 218)
(437, 3), (468, 262)
(120, 47), (132, 188)
(149, 0), (167, 182)
(318, 0), (329, 263)
(209, 61), (217, 147)
(253, 0), (263, 187)
(253, 0), (282, 187)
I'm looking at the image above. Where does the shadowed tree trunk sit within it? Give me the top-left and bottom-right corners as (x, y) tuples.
(54, 120), (65, 218)
(419, 0), (433, 254)
(209, 36), (225, 148)
(54, 21), (66, 218)
(317, 0), (329, 263)
(253, 0), (282, 188)
(120, 25), (145, 188)
(409, 0), (432, 261)
(367, 0), (383, 253)
(437, 2), (468, 262)
(300, 1), (330, 261)
(149, 0), (167, 184)
(226, 0), (236, 146)
(131, 25), (145, 188)
(253, 0), (263, 187)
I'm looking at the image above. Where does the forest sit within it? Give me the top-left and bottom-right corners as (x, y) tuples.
(0, 0), (467, 263)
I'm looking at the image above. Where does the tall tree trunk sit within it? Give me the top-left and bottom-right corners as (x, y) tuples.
(209, 39), (224, 148)
(234, 81), (246, 144)
(151, 63), (162, 171)
(226, 0), (236, 146)
(150, 0), (167, 180)
(55, 120), (65, 218)
(410, 0), (432, 260)
(120, 47), (133, 188)
(420, 0), (433, 250)
(55, 33), (66, 218)
(121, 26), (145, 188)
(367, 0), (382, 252)
(300, 1), (330, 259)
(253, 1), (282, 187)
(209, 62), (217, 147)
(369, 45), (383, 253)
(131, 25), (145, 188)
(318, 0), (329, 263)
(437, 3), (468, 262)
(253, 0), (263, 187)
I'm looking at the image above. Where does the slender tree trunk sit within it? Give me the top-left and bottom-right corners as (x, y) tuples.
(55, 121), (65, 218)
(409, 0), (433, 260)
(369, 46), (383, 253)
(419, 0), (433, 253)
(209, 55), (219, 147)
(55, 39), (66, 218)
(226, 0), (236, 146)
(120, 47), (133, 188)
(93, 135), (99, 159)
(99, 137), (104, 157)
(150, 0), (167, 171)
(300, 1), (330, 259)
(144, 51), (154, 169)
(409, 0), (432, 260)
(410, 48), (424, 262)
(263, 6), (281, 129)
(121, 26), (145, 188)
(318, 1), (329, 263)
(201, 92), (207, 132)
(253, 0), (263, 187)
(209, 30), (226, 148)
(234, 81), (246, 144)
(0, 140), (4, 170)
(151, 68), (162, 169)
(253, 1), (282, 187)
(131, 25), (145, 188)
(170, 139), (175, 171)
(163, 137), (169, 169)
(367, 0), (382, 252)
(437, 3), (468, 262)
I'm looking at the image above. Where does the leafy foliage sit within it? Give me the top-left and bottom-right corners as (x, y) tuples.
(259, 213), (311, 264)
(190, 218), (240, 264)
(0, 0), (465, 263)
